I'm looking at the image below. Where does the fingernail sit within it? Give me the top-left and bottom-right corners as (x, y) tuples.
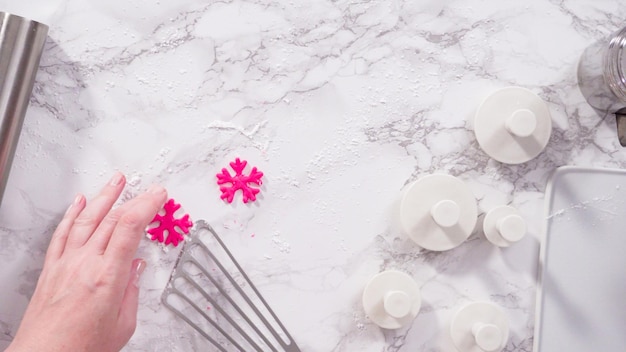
(110, 172), (124, 186)
(65, 194), (83, 215)
(133, 259), (146, 288)
(148, 185), (165, 195)
(74, 194), (84, 205)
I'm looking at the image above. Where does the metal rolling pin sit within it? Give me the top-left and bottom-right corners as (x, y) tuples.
(0, 12), (48, 203)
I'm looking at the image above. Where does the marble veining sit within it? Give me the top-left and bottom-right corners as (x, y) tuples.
(1, 0), (626, 351)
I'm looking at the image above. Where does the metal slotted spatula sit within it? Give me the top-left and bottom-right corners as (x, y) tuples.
(162, 220), (301, 352)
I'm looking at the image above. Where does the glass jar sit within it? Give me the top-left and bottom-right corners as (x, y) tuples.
(605, 27), (626, 106)
(578, 27), (626, 145)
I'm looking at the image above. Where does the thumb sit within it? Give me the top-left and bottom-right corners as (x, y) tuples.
(116, 258), (146, 346)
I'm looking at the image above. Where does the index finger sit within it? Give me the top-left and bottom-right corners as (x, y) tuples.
(105, 185), (167, 266)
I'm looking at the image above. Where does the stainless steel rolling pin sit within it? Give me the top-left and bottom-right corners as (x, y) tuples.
(0, 12), (48, 203)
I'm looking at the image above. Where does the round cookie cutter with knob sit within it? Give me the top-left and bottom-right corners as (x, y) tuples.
(400, 174), (478, 251)
(450, 302), (510, 352)
(482, 205), (527, 247)
(473, 86), (552, 164)
(362, 270), (422, 329)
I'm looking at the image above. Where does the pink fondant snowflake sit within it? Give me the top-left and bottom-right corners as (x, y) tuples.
(216, 158), (264, 203)
(147, 198), (193, 247)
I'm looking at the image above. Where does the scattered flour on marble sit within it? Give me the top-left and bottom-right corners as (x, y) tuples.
(352, 312), (367, 332)
(271, 233), (291, 254)
(272, 173), (300, 188)
(156, 147), (171, 162)
(222, 219), (244, 231)
(205, 120), (267, 140)
(127, 173), (142, 187)
(337, 238), (348, 252)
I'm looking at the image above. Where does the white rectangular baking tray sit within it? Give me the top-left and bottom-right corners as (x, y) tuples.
(534, 166), (626, 351)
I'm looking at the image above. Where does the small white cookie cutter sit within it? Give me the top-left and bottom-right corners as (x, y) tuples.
(362, 270), (421, 329)
(450, 302), (510, 352)
(483, 205), (527, 247)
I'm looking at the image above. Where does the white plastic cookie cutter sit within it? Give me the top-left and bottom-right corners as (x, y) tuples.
(474, 87), (552, 164)
(400, 174), (478, 251)
(450, 302), (510, 352)
(483, 206), (527, 247)
(362, 270), (421, 329)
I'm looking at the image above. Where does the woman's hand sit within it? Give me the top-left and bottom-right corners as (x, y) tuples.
(6, 173), (167, 352)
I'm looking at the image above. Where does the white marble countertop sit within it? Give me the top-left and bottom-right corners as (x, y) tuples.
(2, 0), (626, 351)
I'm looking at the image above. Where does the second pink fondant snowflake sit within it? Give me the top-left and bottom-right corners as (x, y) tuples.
(216, 158), (264, 203)
(147, 198), (193, 247)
